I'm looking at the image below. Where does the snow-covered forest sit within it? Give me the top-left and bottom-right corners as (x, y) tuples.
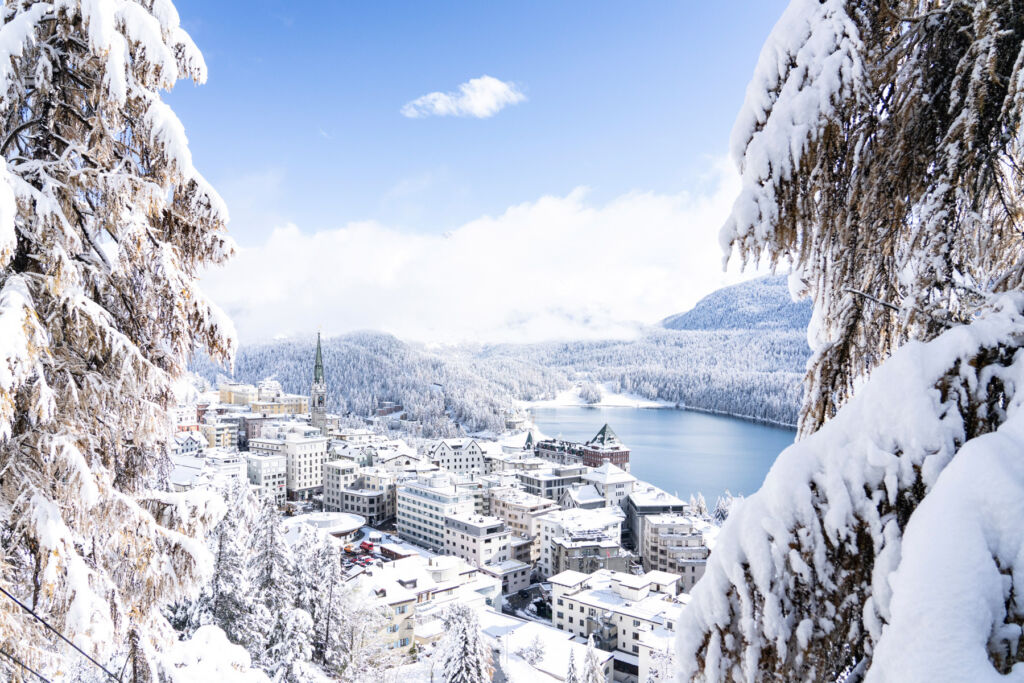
(192, 331), (569, 436)
(678, 0), (1024, 680)
(194, 276), (811, 433)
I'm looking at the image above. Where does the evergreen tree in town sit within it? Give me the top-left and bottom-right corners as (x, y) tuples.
(0, 0), (234, 675)
(249, 499), (295, 659)
(583, 635), (604, 683)
(690, 492), (708, 517)
(711, 490), (738, 524)
(264, 607), (314, 683)
(206, 500), (257, 646)
(566, 649), (579, 683)
(680, 0), (1024, 680)
(440, 604), (492, 683)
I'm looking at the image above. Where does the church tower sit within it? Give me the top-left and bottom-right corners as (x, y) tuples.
(311, 332), (327, 434)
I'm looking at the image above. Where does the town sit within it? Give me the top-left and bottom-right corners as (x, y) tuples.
(170, 335), (717, 682)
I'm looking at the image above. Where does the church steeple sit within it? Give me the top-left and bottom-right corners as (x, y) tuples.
(314, 332), (324, 383)
(311, 332), (327, 434)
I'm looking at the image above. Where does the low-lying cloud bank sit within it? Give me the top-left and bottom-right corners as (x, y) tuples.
(203, 162), (757, 344)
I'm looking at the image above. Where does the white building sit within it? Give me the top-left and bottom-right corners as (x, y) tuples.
(489, 487), (561, 563)
(396, 473), (476, 551)
(246, 452), (287, 504)
(249, 423), (329, 500)
(536, 506), (625, 578)
(443, 513), (512, 568)
(170, 404), (199, 431)
(642, 513), (711, 591)
(171, 431), (206, 457)
(517, 464), (588, 502)
(550, 568), (683, 660)
(479, 559), (532, 595)
(430, 438), (485, 475)
(624, 485), (688, 551)
(322, 459), (359, 510)
(324, 466), (398, 526)
(358, 554), (502, 655)
(169, 448), (246, 493)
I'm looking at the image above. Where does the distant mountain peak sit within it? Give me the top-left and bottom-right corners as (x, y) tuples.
(662, 275), (811, 332)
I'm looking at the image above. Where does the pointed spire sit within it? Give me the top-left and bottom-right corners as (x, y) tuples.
(313, 332), (324, 383)
(588, 423), (619, 447)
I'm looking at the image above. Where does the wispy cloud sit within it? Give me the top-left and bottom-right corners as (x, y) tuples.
(401, 75), (526, 119)
(203, 160), (764, 344)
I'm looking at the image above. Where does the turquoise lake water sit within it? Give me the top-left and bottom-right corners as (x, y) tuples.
(528, 406), (796, 503)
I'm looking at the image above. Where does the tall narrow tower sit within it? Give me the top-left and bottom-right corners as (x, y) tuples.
(311, 332), (327, 434)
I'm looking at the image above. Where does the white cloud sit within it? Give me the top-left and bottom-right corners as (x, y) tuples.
(401, 75), (526, 119)
(202, 160), (763, 344)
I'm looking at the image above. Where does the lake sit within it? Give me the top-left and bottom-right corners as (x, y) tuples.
(528, 406), (796, 504)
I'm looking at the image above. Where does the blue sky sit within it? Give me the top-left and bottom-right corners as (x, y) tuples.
(180, 1), (790, 342)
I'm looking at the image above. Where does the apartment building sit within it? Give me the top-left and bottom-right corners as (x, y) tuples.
(201, 416), (236, 449)
(396, 473), (476, 551)
(443, 513), (511, 567)
(549, 534), (633, 576)
(171, 431), (206, 457)
(322, 459), (359, 510)
(642, 513), (711, 591)
(623, 485), (688, 550)
(489, 488), (561, 562)
(479, 559), (532, 595)
(517, 464), (587, 502)
(245, 452), (287, 504)
(536, 506), (625, 578)
(249, 423), (329, 500)
(360, 555), (502, 655)
(550, 569), (682, 662)
(218, 382), (257, 406)
(324, 465), (397, 525)
(430, 438), (485, 475)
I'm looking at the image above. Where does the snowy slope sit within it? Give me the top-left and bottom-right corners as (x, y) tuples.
(661, 274), (811, 332)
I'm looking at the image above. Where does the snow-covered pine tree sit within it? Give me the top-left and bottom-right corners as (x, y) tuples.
(583, 635), (604, 683)
(720, 0), (1024, 437)
(711, 490), (736, 524)
(264, 607), (314, 683)
(566, 649), (579, 683)
(292, 524), (327, 621)
(248, 500), (296, 661)
(692, 492), (708, 517)
(207, 500), (257, 646)
(517, 633), (545, 665)
(0, 0), (234, 676)
(440, 604), (492, 683)
(679, 0), (1024, 680)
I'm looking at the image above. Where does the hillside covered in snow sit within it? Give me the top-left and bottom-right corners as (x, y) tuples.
(661, 274), (811, 332)
(196, 276), (811, 431)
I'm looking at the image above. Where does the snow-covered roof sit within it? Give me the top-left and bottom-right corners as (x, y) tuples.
(563, 485), (604, 506)
(583, 463), (636, 486)
(548, 570), (590, 587)
(539, 506), (625, 531)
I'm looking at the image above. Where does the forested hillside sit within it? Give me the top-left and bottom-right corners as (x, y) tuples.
(192, 332), (567, 436)
(662, 274), (811, 331)
(197, 276), (811, 431)
(479, 326), (807, 426)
